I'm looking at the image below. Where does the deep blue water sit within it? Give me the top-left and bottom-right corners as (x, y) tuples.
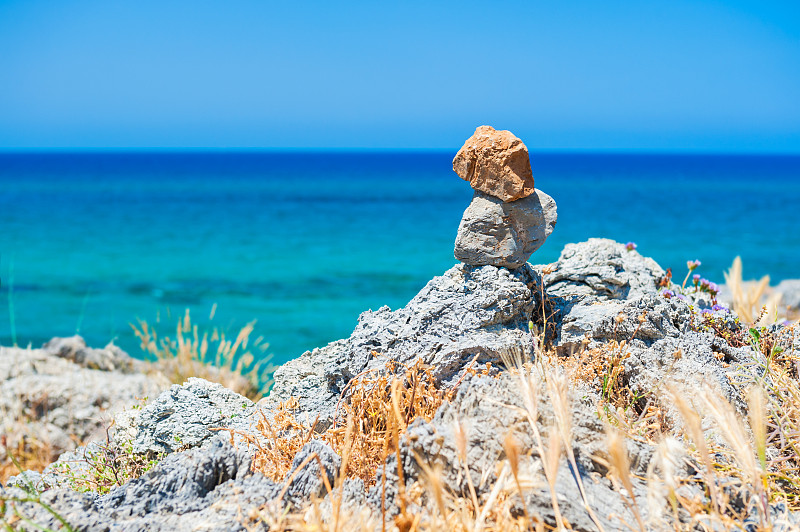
(1, 152), (799, 366)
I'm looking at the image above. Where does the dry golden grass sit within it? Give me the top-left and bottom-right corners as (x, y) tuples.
(250, 358), (485, 487)
(131, 306), (274, 401)
(565, 315), (800, 529)
(725, 256), (784, 326)
(242, 357), (559, 532)
(0, 423), (58, 485)
(735, 323), (800, 509)
(9, 320), (800, 531)
(558, 338), (671, 441)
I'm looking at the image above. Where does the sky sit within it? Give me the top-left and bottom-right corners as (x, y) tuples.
(0, 1), (799, 151)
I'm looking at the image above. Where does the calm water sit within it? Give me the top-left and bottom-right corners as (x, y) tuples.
(1, 152), (799, 366)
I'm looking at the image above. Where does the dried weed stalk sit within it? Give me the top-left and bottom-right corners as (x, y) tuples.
(0, 427), (56, 485)
(252, 358), (475, 487)
(131, 307), (274, 400)
(725, 256), (782, 326)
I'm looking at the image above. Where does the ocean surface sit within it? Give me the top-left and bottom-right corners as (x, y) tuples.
(1, 152), (799, 368)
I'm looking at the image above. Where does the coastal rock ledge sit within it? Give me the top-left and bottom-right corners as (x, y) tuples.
(3, 239), (800, 531)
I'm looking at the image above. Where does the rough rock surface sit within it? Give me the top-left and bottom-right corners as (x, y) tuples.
(546, 238), (665, 301)
(133, 377), (256, 455)
(260, 262), (544, 426)
(453, 189), (557, 269)
(4, 239), (798, 530)
(362, 373), (655, 530)
(282, 440), (340, 504)
(542, 239), (676, 347)
(0, 337), (168, 464)
(7, 439), (279, 531)
(452, 125), (535, 202)
(776, 279), (800, 315)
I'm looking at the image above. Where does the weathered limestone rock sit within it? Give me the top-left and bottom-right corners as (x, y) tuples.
(545, 238), (665, 301)
(7, 240), (800, 530)
(775, 280), (800, 313)
(6, 438), (279, 531)
(0, 337), (168, 467)
(282, 440), (340, 504)
(259, 262), (544, 427)
(454, 189), (557, 268)
(453, 125), (535, 202)
(133, 378), (256, 455)
(542, 238), (679, 349)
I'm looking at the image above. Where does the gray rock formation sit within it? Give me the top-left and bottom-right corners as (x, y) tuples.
(776, 279), (800, 315)
(543, 238), (680, 348)
(454, 190), (557, 269)
(282, 440), (340, 504)
(261, 262), (544, 426)
(0, 337), (168, 469)
(5, 438), (279, 531)
(4, 238), (797, 530)
(6, 377), (257, 492)
(545, 238), (665, 301)
(133, 377), (256, 455)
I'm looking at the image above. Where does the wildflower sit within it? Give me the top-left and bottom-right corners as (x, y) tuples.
(712, 304), (727, 312)
(707, 282), (720, 296)
(675, 294), (687, 301)
(682, 262), (703, 290)
(699, 278), (710, 289)
(701, 308), (712, 315)
(625, 242), (637, 251)
(692, 274), (701, 286)
(661, 289), (675, 299)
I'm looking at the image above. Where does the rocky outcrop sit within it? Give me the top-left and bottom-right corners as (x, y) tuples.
(132, 378), (255, 455)
(453, 125), (535, 202)
(541, 239), (683, 349)
(6, 438), (280, 531)
(3, 238), (796, 530)
(368, 374), (649, 529)
(261, 262), (544, 426)
(776, 279), (800, 315)
(0, 337), (169, 470)
(282, 440), (340, 504)
(454, 189), (557, 269)
(545, 238), (665, 301)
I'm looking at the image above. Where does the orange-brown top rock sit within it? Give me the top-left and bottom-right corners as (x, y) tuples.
(453, 126), (535, 202)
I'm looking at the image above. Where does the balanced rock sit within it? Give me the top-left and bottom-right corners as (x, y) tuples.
(454, 189), (557, 269)
(453, 125), (535, 202)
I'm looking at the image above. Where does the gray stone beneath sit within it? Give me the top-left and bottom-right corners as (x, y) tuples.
(454, 189), (557, 269)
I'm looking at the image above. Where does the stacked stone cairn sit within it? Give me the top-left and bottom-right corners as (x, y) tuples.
(453, 125), (557, 269)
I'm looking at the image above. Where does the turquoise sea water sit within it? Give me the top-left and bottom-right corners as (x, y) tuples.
(1, 152), (799, 367)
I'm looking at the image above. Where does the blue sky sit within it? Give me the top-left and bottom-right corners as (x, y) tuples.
(1, 1), (798, 151)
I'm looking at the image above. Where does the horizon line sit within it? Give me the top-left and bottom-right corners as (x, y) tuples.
(1, 147), (800, 157)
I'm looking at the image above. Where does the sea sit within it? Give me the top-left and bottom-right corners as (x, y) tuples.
(1, 152), (799, 368)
